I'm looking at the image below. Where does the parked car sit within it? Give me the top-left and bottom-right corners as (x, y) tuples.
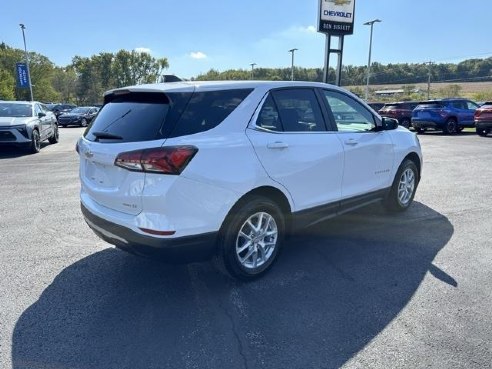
(474, 101), (492, 136)
(411, 98), (479, 134)
(58, 106), (99, 127)
(0, 101), (59, 153)
(46, 103), (77, 120)
(378, 101), (419, 129)
(77, 81), (422, 280)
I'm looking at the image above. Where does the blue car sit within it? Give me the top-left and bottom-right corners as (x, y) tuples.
(411, 98), (479, 134)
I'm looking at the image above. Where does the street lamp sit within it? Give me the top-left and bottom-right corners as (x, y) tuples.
(288, 48), (298, 81)
(363, 19), (381, 100)
(250, 63), (257, 80)
(19, 24), (34, 101)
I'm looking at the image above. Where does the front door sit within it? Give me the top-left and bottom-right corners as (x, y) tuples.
(320, 89), (395, 199)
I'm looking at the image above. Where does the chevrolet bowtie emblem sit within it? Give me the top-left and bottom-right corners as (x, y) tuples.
(328, 0), (351, 5)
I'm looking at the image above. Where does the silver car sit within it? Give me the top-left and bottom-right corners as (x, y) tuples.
(0, 101), (59, 153)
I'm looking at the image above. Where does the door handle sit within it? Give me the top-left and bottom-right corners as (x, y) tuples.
(267, 141), (289, 149)
(344, 139), (358, 146)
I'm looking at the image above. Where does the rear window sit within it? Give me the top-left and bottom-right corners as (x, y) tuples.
(416, 101), (443, 109)
(84, 89), (252, 143)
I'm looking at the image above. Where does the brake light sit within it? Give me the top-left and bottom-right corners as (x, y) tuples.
(115, 146), (198, 175)
(475, 110), (482, 118)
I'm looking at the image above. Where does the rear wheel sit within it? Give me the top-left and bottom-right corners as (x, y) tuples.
(384, 159), (419, 212)
(29, 129), (41, 154)
(477, 127), (488, 136)
(443, 118), (458, 135)
(80, 118), (88, 127)
(400, 118), (411, 129)
(216, 196), (285, 280)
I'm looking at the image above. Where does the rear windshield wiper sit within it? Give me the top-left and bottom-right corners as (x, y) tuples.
(92, 131), (123, 141)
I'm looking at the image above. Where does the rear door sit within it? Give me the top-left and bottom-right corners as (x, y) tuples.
(246, 88), (344, 212)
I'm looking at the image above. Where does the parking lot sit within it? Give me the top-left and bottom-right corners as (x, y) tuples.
(0, 127), (491, 369)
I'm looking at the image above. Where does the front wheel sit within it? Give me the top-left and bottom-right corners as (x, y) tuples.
(30, 129), (41, 154)
(48, 125), (59, 144)
(384, 159), (419, 212)
(80, 118), (88, 127)
(216, 196), (285, 280)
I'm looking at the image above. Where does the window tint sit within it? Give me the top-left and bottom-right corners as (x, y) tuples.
(270, 89), (326, 132)
(84, 92), (191, 143)
(169, 89), (253, 138)
(466, 101), (478, 110)
(322, 90), (375, 132)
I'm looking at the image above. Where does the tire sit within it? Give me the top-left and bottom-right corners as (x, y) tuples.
(384, 159), (419, 213)
(216, 196), (285, 280)
(48, 125), (59, 144)
(80, 118), (88, 127)
(415, 127), (425, 134)
(476, 128), (488, 136)
(400, 119), (411, 129)
(29, 129), (41, 154)
(443, 118), (458, 135)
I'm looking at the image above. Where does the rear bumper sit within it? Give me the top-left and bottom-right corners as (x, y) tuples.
(81, 203), (218, 262)
(476, 122), (492, 130)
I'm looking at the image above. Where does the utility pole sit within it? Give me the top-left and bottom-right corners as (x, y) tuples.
(19, 24), (34, 101)
(426, 61), (434, 99)
(288, 48), (298, 81)
(250, 63), (256, 80)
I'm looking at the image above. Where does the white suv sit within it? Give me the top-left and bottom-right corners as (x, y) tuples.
(78, 81), (422, 280)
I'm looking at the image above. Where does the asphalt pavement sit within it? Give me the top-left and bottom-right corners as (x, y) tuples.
(0, 127), (491, 369)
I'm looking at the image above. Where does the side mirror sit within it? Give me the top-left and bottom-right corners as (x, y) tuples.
(382, 117), (399, 130)
(38, 112), (46, 118)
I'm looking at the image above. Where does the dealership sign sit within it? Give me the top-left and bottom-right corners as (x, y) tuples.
(318, 0), (356, 35)
(15, 63), (30, 89)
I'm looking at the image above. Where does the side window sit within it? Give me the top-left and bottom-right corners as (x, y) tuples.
(34, 104), (42, 116)
(271, 89), (327, 132)
(467, 101), (478, 110)
(256, 95), (281, 131)
(322, 90), (376, 132)
(169, 89), (252, 138)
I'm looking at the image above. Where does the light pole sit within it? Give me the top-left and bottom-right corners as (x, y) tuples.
(19, 24), (34, 101)
(288, 48), (298, 81)
(363, 19), (381, 100)
(250, 63), (257, 80)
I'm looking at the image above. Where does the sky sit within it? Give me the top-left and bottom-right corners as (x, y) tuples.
(1, 0), (492, 80)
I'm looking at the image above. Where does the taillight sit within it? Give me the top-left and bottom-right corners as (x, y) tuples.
(115, 146), (198, 175)
(474, 110), (482, 118)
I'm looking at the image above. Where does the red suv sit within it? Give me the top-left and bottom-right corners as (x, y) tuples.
(378, 101), (419, 129)
(474, 101), (492, 136)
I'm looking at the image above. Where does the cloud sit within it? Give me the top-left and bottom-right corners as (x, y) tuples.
(299, 25), (317, 33)
(189, 51), (207, 60)
(134, 47), (152, 54)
